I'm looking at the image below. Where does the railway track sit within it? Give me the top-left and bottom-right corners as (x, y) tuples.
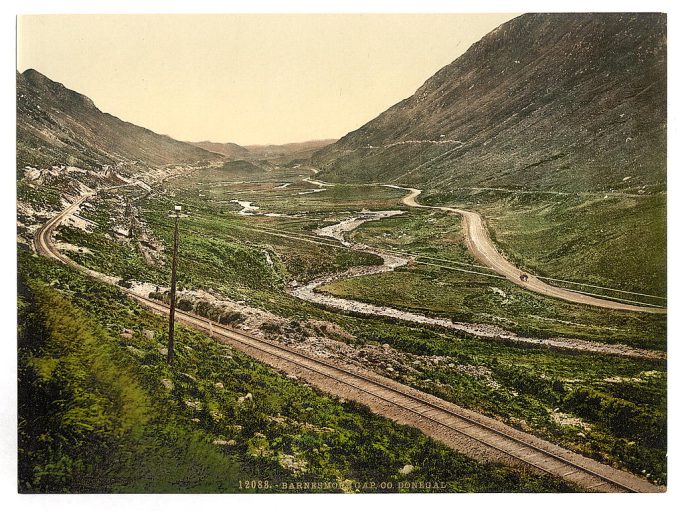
(33, 192), (664, 493)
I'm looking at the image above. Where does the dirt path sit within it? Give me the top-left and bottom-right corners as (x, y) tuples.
(387, 186), (666, 314)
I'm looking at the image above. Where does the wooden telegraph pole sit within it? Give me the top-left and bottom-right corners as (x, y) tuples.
(167, 205), (182, 365)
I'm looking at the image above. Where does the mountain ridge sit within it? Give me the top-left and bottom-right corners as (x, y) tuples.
(187, 140), (251, 159)
(17, 69), (222, 171)
(187, 139), (337, 161)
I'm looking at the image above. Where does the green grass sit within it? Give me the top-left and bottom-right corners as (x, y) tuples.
(18, 265), (243, 492)
(170, 166), (407, 214)
(337, 317), (666, 485)
(25, 167), (666, 488)
(18, 251), (576, 493)
(141, 195), (383, 286)
(424, 188), (666, 298)
(319, 266), (666, 350)
(351, 207), (472, 260)
(57, 225), (164, 285)
(329, 209), (666, 349)
(16, 180), (63, 213)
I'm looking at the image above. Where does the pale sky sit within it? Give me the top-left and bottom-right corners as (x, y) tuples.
(17, 14), (516, 145)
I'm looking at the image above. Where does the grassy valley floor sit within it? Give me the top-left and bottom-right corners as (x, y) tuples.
(17, 165), (667, 489)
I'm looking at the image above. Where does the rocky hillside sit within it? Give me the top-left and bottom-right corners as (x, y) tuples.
(313, 13), (666, 193)
(17, 69), (221, 171)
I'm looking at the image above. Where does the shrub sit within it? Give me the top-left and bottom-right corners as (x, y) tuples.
(563, 387), (666, 449)
(176, 298), (193, 312)
(260, 322), (283, 335)
(218, 311), (245, 326)
(148, 291), (166, 302)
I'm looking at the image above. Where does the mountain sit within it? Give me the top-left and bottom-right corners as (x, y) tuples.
(187, 139), (336, 164)
(313, 13), (666, 193)
(245, 140), (337, 160)
(188, 140), (251, 159)
(17, 69), (221, 171)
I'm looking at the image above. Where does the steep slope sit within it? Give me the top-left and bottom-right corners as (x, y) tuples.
(17, 69), (221, 171)
(314, 13), (666, 193)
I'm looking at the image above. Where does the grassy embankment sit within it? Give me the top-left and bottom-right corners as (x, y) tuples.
(340, 315), (666, 485)
(18, 251), (574, 493)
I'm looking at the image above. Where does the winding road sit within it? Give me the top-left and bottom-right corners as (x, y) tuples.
(387, 186), (666, 314)
(32, 190), (665, 492)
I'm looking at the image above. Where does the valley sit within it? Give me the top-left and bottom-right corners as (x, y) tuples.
(16, 12), (667, 494)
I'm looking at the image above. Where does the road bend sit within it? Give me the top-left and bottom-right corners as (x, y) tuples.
(386, 186), (665, 314)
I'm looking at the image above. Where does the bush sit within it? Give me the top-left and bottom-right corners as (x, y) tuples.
(563, 387), (666, 449)
(148, 291), (166, 302)
(218, 311), (245, 326)
(194, 301), (220, 321)
(176, 298), (193, 312)
(259, 322), (283, 335)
